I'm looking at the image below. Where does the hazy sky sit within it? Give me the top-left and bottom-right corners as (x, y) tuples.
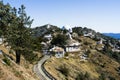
(3, 0), (120, 33)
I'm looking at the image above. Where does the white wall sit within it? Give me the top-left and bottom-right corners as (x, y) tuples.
(55, 52), (64, 58)
(66, 46), (80, 52)
(0, 38), (3, 44)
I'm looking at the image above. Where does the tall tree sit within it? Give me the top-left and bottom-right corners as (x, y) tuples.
(0, 1), (34, 64)
(7, 5), (33, 64)
(51, 33), (67, 46)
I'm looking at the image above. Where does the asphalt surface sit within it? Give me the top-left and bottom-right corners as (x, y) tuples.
(33, 55), (51, 80)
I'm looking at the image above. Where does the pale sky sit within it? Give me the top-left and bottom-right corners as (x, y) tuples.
(3, 0), (120, 33)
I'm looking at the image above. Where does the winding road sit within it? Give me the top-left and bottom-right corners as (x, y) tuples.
(33, 55), (51, 80)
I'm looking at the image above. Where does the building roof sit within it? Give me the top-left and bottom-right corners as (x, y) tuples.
(50, 46), (64, 52)
(41, 42), (47, 45)
(44, 34), (52, 38)
(66, 39), (80, 46)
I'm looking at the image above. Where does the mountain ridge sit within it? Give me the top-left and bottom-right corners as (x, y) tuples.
(103, 33), (120, 39)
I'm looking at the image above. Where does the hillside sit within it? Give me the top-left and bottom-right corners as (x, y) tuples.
(0, 22), (120, 80)
(44, 36), (120, 80)
(31, 25), (120, 80)
(0, 45), (42, 80)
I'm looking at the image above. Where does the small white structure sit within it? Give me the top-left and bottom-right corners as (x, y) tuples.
(84, 32), (94, 38)
(68, 28), (72, 33)
(66, 39), (80, 52)
(0, 38), (3, 44)
(41, 42), (49, 54)
(66, 32), (73, 39)
(119, 40), (120, 42)
(44, 34), (52, 41)
(112, 48), (120, 52)
(97, 38), (105, 44)
(80, 54), (88, 61)
(109, 42), (114, 48)
(0, 50), (3, 55)
(50, 46), (65, 58)
(112, 45), (120, 52)
(47, 24), (50, 29)
(61, 26), (66, 30)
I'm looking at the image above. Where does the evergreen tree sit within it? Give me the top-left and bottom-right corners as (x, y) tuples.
(6, 5), (33, 64)
(0, 1), (34, 64)
(51, 33), (67, 46)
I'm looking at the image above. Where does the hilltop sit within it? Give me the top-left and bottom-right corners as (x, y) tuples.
(32, 24), (61, 37)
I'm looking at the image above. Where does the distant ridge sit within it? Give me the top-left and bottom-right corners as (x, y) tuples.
(103, 33), (120, 39)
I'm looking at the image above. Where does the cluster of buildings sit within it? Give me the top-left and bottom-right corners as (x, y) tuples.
(41, 26), (81, 58)
(42, 34), (81, 58)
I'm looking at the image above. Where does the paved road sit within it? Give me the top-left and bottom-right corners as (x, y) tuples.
(33, 55), (51, 80)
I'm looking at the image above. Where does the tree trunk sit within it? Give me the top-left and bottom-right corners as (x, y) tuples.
(16, 50), (21, 64)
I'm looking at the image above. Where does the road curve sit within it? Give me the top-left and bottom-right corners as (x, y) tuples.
(33, 55), (51, 80)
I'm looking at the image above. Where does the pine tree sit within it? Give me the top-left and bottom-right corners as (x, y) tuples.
(0, 1), (34, 64)
(6, 5), (33, 64)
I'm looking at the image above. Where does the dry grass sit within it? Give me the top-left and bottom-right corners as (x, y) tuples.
(0, 45), (40, 80)
(44, 37), (120, 80)
(44, 56), (99, 80)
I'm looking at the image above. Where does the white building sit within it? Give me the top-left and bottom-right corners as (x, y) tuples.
(65, 39), (81, 52)
(0, 38), (3, 44)
(68, 28), (72, 33)
(44, 34), (52, 41)
(97, 38), (105, 44)
(47, 24), (50, 29)
(112, 48), (120, 52)
(0, 50), (3, 55)
(80, 54), (88, 60)
(41, 42), (49, 54)
(84, 32), (94, 38)
(50, 46), (65, 58)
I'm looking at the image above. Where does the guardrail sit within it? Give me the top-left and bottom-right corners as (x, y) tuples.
(41, 60), (56, 80)
(33, 64), (46, 80)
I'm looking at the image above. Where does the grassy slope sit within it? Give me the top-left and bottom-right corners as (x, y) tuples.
(0, 45), (40, 80)
(44, 37), (120, 80)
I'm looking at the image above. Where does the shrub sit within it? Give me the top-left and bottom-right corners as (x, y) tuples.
(9, 50), (13, 54)
(99, 73), (106, 80)
(51, 34), (67, 46)
(85, 50), (91, 57)
(65, 52), (68, 57)
(84, 41), (89, 45)
(108, 76), (116, 80)
(0, 70), (4, 77)
(76, 72), (90, 80)
(50, 51), (55, 56)
(14, 71), (21, 77)
(2, 57), (11, 66)
(76, 72), (84, 80)
(57, 65), (69, 77)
